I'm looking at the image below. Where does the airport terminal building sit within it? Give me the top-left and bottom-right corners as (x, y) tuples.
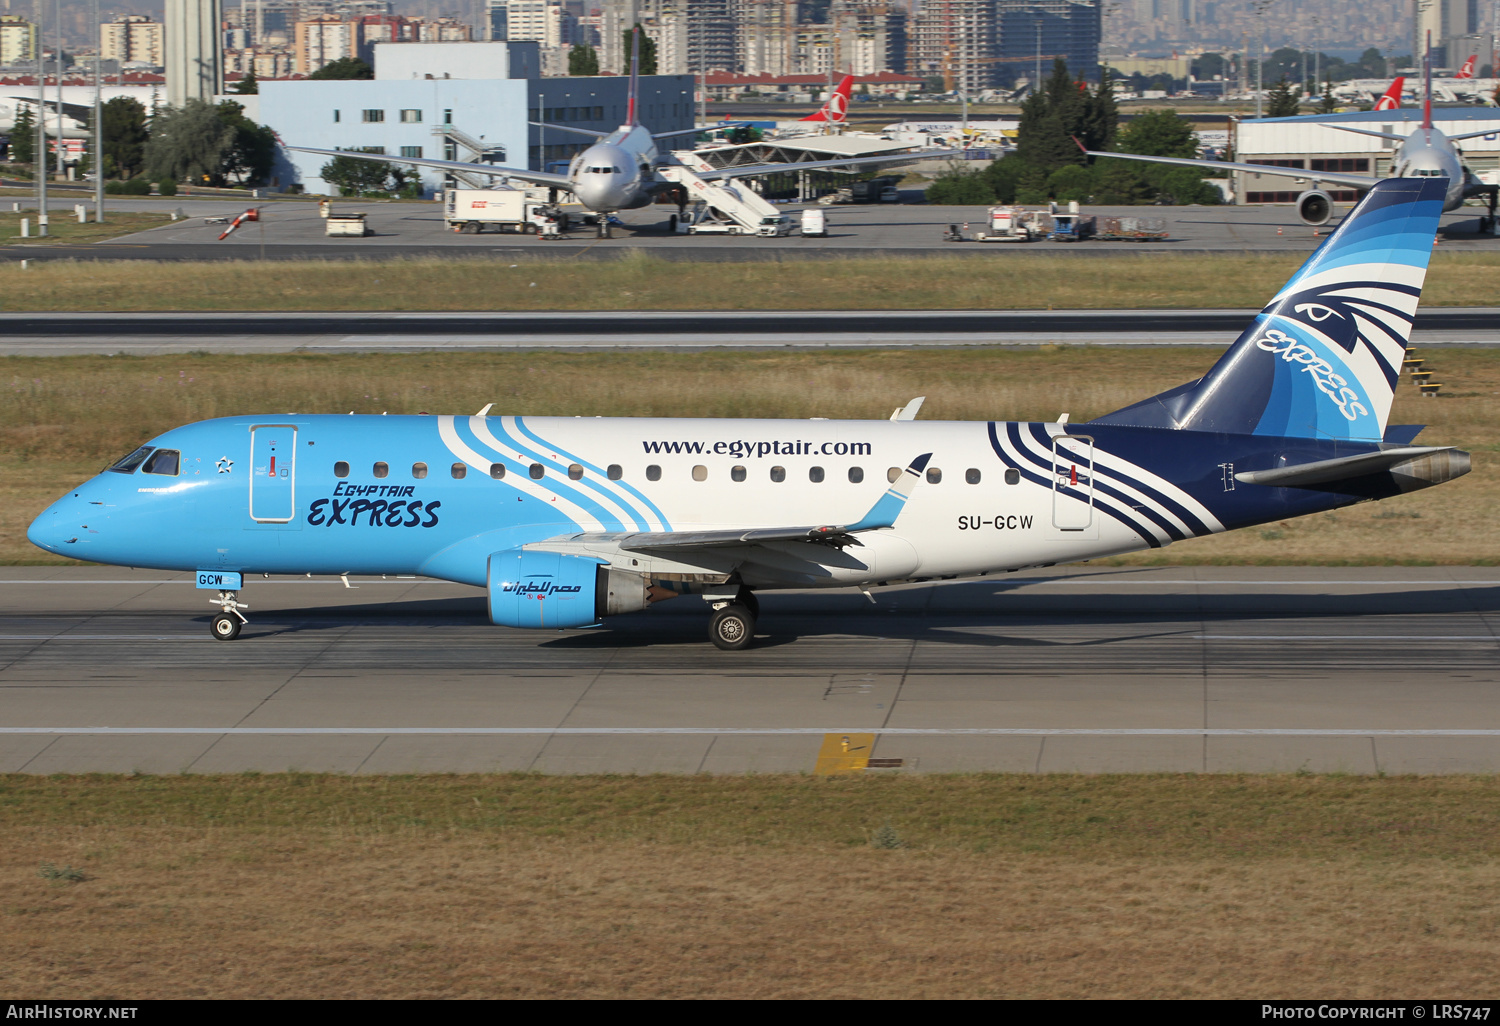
(260, 42), (695, 197)
(1230, 108), (1500, 205)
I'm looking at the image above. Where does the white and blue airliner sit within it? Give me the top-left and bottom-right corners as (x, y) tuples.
(28, 178), (1471, 649)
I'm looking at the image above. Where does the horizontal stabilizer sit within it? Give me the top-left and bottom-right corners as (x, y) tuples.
(1234, 446), (1469, 489)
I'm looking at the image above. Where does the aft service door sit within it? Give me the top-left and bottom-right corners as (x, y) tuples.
(250, 425), (296, 523)
(1051, 434), (1094, 531)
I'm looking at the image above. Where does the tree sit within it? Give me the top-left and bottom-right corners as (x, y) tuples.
(142, 99), (233, 186)
(568, 44), (599, 76)
(623, 25), (657, 74)
(215, 100), (277, 185)
(319, 153), (412, 196)
(1316, 78), (1339, 115)
(10, 103), (33, 164)
(231, 70), (258, 95)
(1192, 53), (1227, 80)
(101, 96), (147, 178)
(308, 57), (373, 80)
(1266, 76), (1302, 118)
(924, 170), (994, 204)
(1115, 109), (1199, 157)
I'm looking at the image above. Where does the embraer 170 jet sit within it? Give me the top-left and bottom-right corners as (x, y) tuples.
(294, 35), (941, 236)
(1085, 39), (1500, 229)
(28, 178), (1471, 649)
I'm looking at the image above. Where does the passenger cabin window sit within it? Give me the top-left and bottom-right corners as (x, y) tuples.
(1005, 468), (1021, 485)
(142, 449), (180, 476)
(692, 465), (708, 481)
(373, 462), (389, 479)
(770, 466), (786, 482)
(451, 462), (467, 479)
(848, 467), (864, 484)
(887, 467), (901, 483)
(646, 464), (661, 481)
(926, 467), (942, 484)
(568, 464), (584, 480)
(607, 464), (622, 481)
(809, 466), (824, 483)
(412, 462), (428, 479)
(731, 465), (746, 482)
(529, 463), (545, 480)
(108, 446), (154, 474)
(966, 468), (981, 484)
(334, 461), (350, 478)
(489, 463), (506, 479)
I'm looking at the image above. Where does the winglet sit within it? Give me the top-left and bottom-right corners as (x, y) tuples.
(846, 453), (932, 531)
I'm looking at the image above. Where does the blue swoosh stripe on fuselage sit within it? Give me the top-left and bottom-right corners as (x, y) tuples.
(512, 415), (670, 530)
(991, 422), (1162, 548)
(1019, 423), (1207, 539)
(453, 417), (632, 531)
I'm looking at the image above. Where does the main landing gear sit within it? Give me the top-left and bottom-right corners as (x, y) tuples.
(1479, 185), (1499, 235)
(707, 590), (759, 651)
(210, 590), (248, 641)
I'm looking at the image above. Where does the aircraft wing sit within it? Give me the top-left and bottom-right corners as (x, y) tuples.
(11, 96), (93, 122)
(652, 123), (746, 140)
(548, 453), (934, 554)
(690, 149), (958, 182)
(529, 121), (609, 139)
(1323, 124), (1411, 143)
(288, 146), (575, 190)
(1082, 148), (1379, 192)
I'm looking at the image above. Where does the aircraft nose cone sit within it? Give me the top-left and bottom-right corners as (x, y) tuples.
(27, 501), (81, 554)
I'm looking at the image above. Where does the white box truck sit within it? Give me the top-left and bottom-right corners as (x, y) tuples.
(445, 189), (557, 234)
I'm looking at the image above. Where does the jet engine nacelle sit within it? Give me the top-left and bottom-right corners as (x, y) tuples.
(486, 549), (650, 629)
(1297, 189), (1334, 226)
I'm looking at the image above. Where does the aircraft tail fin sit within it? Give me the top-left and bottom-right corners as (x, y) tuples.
(626, 26), (641, 126)
(1090, 178), (1446, 443)
(1423, 31), (1434, 129)
(1374, 76), (1404, 110)
(1457, 54), (1477, 78)
(801, 75), (854, 123)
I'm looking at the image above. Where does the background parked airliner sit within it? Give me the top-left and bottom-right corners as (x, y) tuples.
(28, 178), (1470, 649)
(294, 35), (943, 234)
(1086, 41), (1499, 228)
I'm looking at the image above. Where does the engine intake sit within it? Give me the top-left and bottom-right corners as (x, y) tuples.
(1296, 189), (1334, 226)
(486, 549), (651, 629)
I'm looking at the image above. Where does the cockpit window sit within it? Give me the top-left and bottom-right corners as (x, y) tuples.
(107, 446), (155, 474)
(142, 449), (180, 476)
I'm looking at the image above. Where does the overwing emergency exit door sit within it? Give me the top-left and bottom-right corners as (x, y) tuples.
(1051, 434), (1094, 531)
(250, 425), (297, 523)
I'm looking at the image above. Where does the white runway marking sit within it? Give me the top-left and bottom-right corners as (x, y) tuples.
(3, 727), (1499, 736)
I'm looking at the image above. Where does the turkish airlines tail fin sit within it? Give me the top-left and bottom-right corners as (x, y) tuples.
(1423, 31), (1434, 129)
(626, 26), (641, 125)
(1374, 77), (1404, 110)
(1456, 54), (1478, 79)
(800, 75), (855, 123)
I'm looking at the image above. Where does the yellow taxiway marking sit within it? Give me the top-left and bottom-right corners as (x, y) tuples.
(815, 732), (874, 775)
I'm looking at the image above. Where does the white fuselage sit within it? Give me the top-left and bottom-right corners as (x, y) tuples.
(567, 124), (659, 212)
(1392, 126), (1472, 209)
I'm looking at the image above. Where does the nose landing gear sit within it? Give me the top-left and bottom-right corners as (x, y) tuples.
(210, 590), (248, 641)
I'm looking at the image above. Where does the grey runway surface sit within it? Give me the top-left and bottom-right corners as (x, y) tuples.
(3, 566), (1498, 775)
(3, 309), (1499, 355)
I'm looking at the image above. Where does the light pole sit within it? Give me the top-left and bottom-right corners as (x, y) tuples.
(93, 0), (102, 221)
(1252, 1), (1274, 118)
(33, 0), (47, 236)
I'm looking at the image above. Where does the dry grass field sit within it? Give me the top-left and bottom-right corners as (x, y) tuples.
(4, 347), (1497, 565)
(4, 774), (1498, 999)
(2, 250), (1499, 310)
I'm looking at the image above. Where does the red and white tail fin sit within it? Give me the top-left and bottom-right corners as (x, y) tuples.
(1423, 31), (1434, 129)
(800, 74), (854, 123)
(1456, 54), (1477, 78)
(626, 26), (640, 126)
(1374, 77), (1404, 110)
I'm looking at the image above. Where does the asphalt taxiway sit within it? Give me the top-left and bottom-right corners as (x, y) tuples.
(3, 566), (1497, 775)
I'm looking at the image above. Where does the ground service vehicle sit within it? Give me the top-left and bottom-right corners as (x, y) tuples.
(445, 189), (554, 234)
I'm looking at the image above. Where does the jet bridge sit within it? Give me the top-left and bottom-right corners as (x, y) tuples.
(658, 157), (793, 236)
